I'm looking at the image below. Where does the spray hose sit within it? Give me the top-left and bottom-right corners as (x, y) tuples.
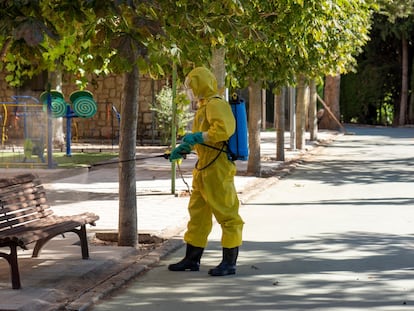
(89, 151), (192, 194)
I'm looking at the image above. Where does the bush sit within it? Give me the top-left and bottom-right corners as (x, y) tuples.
(151, 86), (193, 145)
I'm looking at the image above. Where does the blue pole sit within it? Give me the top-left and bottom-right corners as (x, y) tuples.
(66, 105), (72, 156)
(22, 100), (28, 139)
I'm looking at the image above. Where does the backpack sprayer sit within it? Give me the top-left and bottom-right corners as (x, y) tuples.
(227, 93), (249, 161)
(193, 93), (249, 164)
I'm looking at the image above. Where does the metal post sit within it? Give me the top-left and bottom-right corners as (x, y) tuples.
(171, 62), (177, 194)
(22, 99), (28, 139)
(66, 105), (72, 156)
(46, 87), (54, 169)
(289, 86), (296, 151)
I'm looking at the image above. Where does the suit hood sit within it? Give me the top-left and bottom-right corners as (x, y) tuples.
(186, 67), (218, 99)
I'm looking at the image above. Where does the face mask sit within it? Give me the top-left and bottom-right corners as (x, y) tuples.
(184, 76), (197, 102)
(186, 88), (196, 102)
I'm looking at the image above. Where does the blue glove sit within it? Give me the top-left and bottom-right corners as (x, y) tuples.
(182, 132), (204, 146)
(169, 142), (192, 162)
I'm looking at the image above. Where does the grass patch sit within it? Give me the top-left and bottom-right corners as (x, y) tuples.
(0, 152), (118, 169)
(52, 152), (119, 168)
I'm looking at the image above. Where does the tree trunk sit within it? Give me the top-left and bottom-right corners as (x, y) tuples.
(49, 70), (65, 147)
(247, 79), (261, 176)
(296, 76), (306, 150)
(289, 87), (296, 150)
(118, 65), (139, 247)
(399, 35), (408, 125)
(309, 80), (318, 141)
(410, 56), (414, 123)
(210, 47), (226, 96)
(275, 87), (285, 161)
(319, 74), (341, 130)
(261, 89), (266, 130)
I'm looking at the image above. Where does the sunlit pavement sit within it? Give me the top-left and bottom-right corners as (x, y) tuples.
(91, 126), (414, 311)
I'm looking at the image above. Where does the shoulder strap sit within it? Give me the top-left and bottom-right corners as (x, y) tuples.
(207, 95), (223, 101)
(196, 142), (228, 170)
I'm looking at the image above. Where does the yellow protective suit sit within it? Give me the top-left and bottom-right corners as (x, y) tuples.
(183, 67), (244, 249)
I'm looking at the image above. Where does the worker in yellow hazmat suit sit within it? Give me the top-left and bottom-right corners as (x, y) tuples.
(168, 67), (244, 276)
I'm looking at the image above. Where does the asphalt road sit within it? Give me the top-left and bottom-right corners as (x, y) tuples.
(91, 126), (414, 311)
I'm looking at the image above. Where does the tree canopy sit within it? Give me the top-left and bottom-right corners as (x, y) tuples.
(1, 0), (379, 89)
(0, 1), (167, 86)
(225, 0), (377, 89)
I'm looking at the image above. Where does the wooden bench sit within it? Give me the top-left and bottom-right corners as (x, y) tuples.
(0, 173), (99, 289)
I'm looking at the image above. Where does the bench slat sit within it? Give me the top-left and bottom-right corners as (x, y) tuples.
(0, 198), (49, 215)
(0, 186), (46, 203)
(0, 174), (52, 235)
(0, 205), (50, 223)
(0, 188), (46, 203)
(0, 209), (54, 232)
(0, 174), (39, 188)
(0, 180), (42, 197)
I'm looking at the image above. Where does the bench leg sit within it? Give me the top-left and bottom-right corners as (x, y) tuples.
(33, 238), (49, 258)
(0, 245), (22, 289)
(72, 225), (90, 259)
(32, 225), (90, 259)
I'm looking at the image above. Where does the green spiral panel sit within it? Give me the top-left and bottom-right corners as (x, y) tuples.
(40, 91), (68, 118)
(70, 90), (97, 118)
(50, 97), (68, 117)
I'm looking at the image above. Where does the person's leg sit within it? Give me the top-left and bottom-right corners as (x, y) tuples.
(168, 171), (212, 271)
(183, 175), (213, 248)
(203, 160), (244, 276)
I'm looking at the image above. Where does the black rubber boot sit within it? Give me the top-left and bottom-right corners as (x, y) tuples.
(168, 244), (204, 271)
(208, 247), (239, 276)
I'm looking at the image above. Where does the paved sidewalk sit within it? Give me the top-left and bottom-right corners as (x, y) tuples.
(0, 130), (337, 311)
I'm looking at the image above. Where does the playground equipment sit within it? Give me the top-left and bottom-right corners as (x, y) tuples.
(40, 90), (97, 156)
(0, 95), (46, 163)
